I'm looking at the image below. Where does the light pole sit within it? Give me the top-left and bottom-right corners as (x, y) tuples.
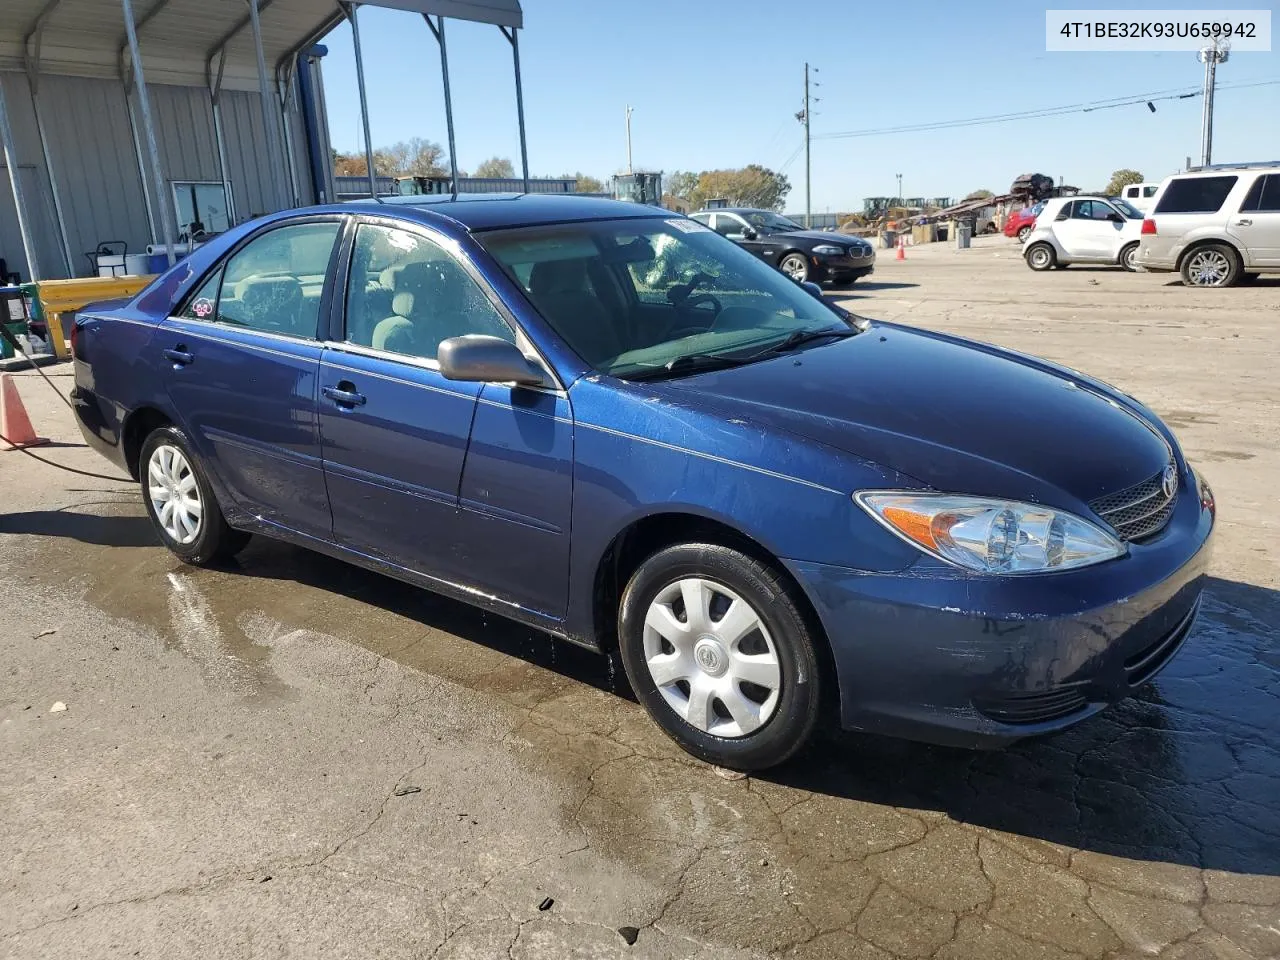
(625, 105), (634, 175)
(896, 173), (903, 206)
(1198, 39), (1229, 166)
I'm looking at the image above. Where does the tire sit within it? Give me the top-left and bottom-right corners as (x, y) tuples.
(1180, 243), (1240, 287)
(1017, 225), (1032, 243)
(617, 543), (823, 771)
(779, 253), (810, 283)
(1119, 242), (1139, 272)
(140, 425), (250, 566)
(1026, 243), (1056, 271)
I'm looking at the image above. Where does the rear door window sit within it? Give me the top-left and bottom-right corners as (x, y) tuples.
(216, 221), (341, 338)
(1241, 174), (1280, 212)
(1154, 176), (1238, 214)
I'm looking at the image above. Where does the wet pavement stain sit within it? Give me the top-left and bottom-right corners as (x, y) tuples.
(4, 491), (1280, 957)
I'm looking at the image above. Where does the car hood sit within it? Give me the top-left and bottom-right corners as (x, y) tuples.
(654, 324), (1171, 506)
(772, 229), (871, 247)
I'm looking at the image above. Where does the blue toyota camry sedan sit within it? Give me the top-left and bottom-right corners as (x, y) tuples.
(71, 195), (1214, 770)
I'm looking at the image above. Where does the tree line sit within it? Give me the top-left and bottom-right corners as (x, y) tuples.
(665, 166), (791, 211)
(332, 140), (605, 192)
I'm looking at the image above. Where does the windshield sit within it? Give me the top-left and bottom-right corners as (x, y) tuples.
(744, 212), (804, 233)
(480, 217), (852, 379)
(1110, 197), (1144, 219)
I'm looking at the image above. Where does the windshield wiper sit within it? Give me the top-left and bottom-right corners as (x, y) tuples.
(627, 352), (753, 381)
(758, 326), (858, 356)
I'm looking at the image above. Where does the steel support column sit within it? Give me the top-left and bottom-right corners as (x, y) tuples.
(121, 0), (177, 267)
(499, 25), (529, 193)
(247, 0), (286, 210)
(0, 77), (43, 280)
(423, 14), (458, 198)
(342, 2), (378, 199)
(207, 51), (236, 227)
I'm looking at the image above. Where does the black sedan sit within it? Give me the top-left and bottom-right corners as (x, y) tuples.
(690, 208), (875, 285)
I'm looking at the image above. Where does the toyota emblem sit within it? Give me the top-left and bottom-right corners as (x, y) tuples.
(1161, 465), (1177, 500)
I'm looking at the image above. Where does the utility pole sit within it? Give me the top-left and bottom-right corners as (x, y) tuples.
(803, 63), (811, 228)
(896, 173), (903, 206)
(1198, 39), (1229, 167)
(625, 105), (634, 175)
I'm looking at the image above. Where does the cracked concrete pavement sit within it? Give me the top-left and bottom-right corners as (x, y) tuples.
(2, 236), (1278, 958)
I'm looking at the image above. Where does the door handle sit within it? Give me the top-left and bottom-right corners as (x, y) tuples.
(1235, 218), (1253, 226)
(322, 383), (367, 408)
(163, 346), (194, 366)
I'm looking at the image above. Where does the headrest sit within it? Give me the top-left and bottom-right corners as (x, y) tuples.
(378, 264), (404, 290)
(236, 274), (302, 307)
(529, 258), (587, 297)
(391, 259), (472, 319)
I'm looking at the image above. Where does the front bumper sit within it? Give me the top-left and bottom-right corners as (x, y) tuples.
(816, 254), (875, 283)
(786, 473), (1215, 748)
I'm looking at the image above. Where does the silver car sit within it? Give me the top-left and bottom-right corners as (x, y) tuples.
(1137, 162), (1280, 287)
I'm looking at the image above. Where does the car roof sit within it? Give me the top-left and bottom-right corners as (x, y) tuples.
(339, 193), (671, 231)
(693, 207), (774, 216)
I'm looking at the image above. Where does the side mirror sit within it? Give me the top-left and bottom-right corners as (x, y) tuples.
(438, 335), (550, 387)
(741, 227), (758, 240)
(800, 280), (825, 300)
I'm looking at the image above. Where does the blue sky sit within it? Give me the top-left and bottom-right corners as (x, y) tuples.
(317, 1), (1280, 212)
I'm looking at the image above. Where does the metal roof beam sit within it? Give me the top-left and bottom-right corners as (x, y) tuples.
(22, 0), (67, 87)
(114, 0), (175, 88)
(205, 0), (280, 67)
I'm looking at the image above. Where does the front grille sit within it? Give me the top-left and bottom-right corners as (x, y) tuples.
(1089, 464), (1177, 541)
(973, 686), (1090, 725)
(1125, 600), (1199, 687)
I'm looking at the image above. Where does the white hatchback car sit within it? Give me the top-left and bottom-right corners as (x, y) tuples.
(1023, 196), (1145, 272)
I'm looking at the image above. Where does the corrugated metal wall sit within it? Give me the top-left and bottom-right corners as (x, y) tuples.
(1, 68), (320, 281)
(0, 72), (76, 280)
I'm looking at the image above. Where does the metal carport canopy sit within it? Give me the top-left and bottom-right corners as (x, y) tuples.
(0, 0), (521, 91)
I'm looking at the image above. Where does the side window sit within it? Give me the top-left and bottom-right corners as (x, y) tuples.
(1241, 175), (1280, 213)
(216, 221), (340, 338)
(1143, 185), (1158, 198)
(179, 269), (222, 321)
(344, 222), (514, 362)
(1154, 176), (1237, 214)
(713, 215), (745, 237)
(1124, 186), (1138, 199)
(1054, 202), (1072, 221)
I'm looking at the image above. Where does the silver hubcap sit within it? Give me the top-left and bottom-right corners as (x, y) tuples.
(1122, 247), (1136, 269)
(148, 444), (203, 545)
(1030, 248), (1050, 268)
(643, 578), (781, 738)
(781, 256), (806, 281)
(1187, 250), (1229, 286)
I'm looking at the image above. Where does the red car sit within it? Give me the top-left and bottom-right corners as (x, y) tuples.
(1004, 202), (1045, 242)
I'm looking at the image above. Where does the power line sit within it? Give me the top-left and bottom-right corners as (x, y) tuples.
(813, 78), (1279, 142)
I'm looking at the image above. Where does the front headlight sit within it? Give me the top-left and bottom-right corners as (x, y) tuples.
(812, 244), (843, 256)
(855, 492), (1126, 574)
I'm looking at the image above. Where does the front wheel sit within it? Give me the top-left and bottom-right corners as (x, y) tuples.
(1017, 225), (1033, 243)
(617, 544), (823, 771)
(1181, 243), (1240, 287)
(140, 426), (250, 566)
(1120, 242), (1139, 272)
(1026, 243), (1056, 271)
(779, 253), (810, 283)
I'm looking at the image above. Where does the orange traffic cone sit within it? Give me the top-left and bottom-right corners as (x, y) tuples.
(895, 237), (906, 261)
(1, 373), (49, 450)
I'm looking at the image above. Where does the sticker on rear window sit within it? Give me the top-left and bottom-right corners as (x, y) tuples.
(667, 218), (711, 233)
(192, 298), (214, 318)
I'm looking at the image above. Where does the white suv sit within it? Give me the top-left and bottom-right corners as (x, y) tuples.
(1137, 163), (1280, 287)
(1022, 196), (1144, 272)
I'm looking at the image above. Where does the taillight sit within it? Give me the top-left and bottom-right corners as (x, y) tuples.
(1141, 218), (1157, 235)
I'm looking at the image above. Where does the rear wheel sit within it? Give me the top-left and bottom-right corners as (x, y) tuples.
(1120, 242), (1139, 272)
(779, 253), (810, 283)
(1026, 243), (1056, 271)
(140, 426), (250, 565)
(617, 543), (822, 771)
(1181, 243), (1240, 287)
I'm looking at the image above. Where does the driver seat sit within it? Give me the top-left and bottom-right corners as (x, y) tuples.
(528, 259), (624, 366)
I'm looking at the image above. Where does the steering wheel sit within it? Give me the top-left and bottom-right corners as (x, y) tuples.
(668, 296), (725, 339)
